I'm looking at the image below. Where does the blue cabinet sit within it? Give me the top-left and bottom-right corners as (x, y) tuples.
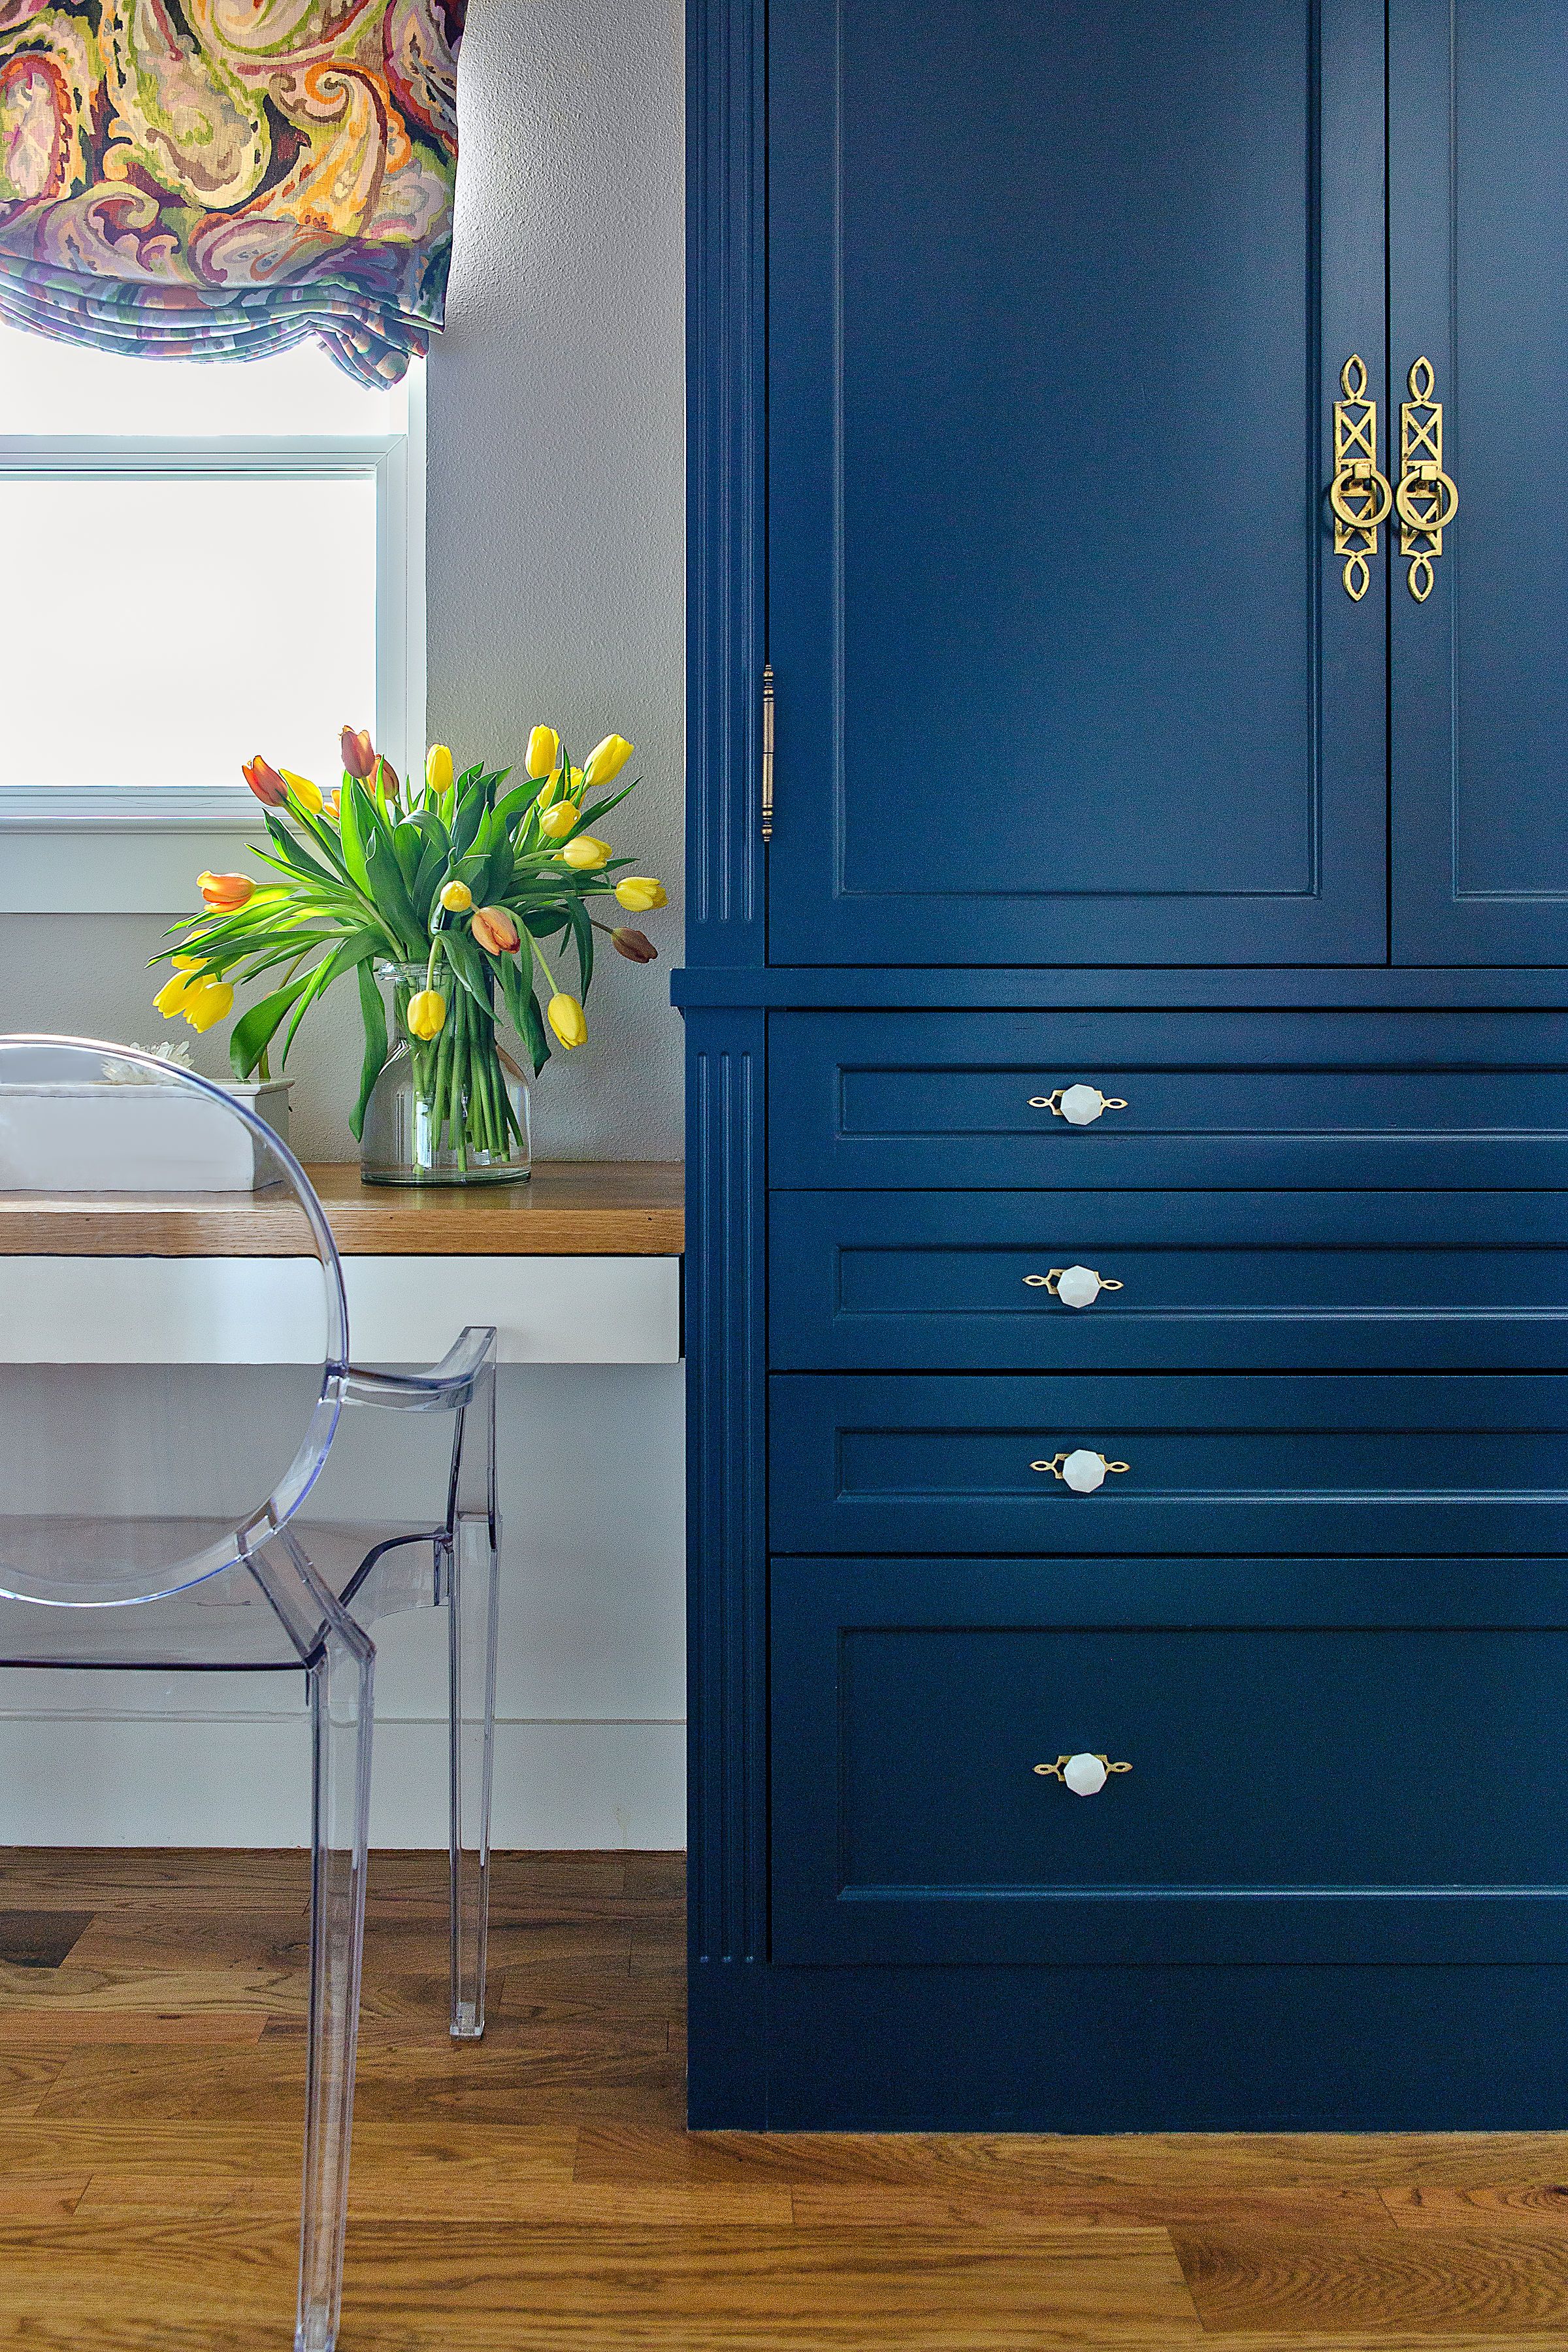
(684, 0), (1568, 2129)
(766, 0), (1387, 967)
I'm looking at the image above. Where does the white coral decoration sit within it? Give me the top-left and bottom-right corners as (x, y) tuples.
(101, 1041), (196, 1085)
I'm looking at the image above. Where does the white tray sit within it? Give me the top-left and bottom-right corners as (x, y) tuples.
(0, 1079), (293, 1192)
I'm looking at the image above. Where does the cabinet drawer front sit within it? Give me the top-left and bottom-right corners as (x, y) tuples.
(770, 1011), (1568, 1188)
(770, 1373), (1568, 1555)
(771, 1556), (1568, 1965)
(770, 1191), (1568, 1372)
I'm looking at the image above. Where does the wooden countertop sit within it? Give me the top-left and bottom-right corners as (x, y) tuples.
(0, 1162), (685, 1258)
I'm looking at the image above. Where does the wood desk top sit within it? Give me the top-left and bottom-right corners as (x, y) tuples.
(0, 1161), (685, 1258)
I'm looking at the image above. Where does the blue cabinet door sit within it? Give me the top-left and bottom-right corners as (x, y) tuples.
(1390, 0), (1568, 962)
(766, 0), (1388, 966)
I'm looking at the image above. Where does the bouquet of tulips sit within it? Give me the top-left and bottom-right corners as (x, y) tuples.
(154, 723), (668, 1166)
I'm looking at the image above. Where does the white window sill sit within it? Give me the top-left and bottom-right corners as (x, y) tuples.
(0, 793), (265, 913)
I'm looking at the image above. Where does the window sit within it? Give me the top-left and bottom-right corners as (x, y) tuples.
(0, 327), (423, 909)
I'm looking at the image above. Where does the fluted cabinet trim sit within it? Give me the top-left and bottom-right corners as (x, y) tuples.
(685, 1011), (768, 1985)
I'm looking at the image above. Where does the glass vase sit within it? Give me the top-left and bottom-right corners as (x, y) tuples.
(361, 959), (532, 1186)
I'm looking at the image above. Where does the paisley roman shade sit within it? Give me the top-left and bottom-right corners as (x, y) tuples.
(0, 0), (462, 385)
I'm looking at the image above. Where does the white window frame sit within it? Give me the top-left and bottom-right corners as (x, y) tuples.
(0, 365), (425, 914)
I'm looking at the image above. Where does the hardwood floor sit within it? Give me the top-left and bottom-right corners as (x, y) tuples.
(0, 1852), (1566, 2347)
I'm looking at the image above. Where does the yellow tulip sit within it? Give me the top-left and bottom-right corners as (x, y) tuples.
(535, 764), (583, 809)
(180, 979), (234, 1034)
(614, 875), (667, 912)
(547, 992), (587, 1048)
(406, 988), (447, 1041)
(583, 734), (633, 789)
(425, 744), (454, 794)
(281, 770), (323, 815)
(538, 802), (578, 840)
(526, 725), (561, 781)
(559, 834), (610, 871)
(154, 968), (197, 1018)
(439, 879), (474, 913)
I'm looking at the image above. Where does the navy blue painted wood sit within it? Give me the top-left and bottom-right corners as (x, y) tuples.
(685, 0), (1568, 2131)
(683, 1007), (770, 2121)
(770, 1373), (1568, 1556)
(770, 1010), (1568, 1190)
(1391, 0), (1568, 964)
(770, 1556), (1568, 1967)
(684, 0), (766, 964)
(769, 1191), (1568, 1373)
(755, 1963), (1568, 2129)
(674, 967), (1568, 1009)
(766, 0), (1387, 966)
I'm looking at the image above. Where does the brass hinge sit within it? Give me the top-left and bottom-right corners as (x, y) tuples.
(760, 663), (775, 841)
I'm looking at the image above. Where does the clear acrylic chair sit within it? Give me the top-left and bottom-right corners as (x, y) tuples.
(0, 1036), (502, 2352)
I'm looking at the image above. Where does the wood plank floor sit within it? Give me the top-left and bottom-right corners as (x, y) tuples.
(0, 1852), (1566, 2347)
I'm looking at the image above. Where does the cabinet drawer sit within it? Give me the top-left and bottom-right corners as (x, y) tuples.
(771, 1556), (1568, 1966)
(769, 1372), (1568, 1555)
(770, 1191), (1568, 1372)
(770, 1011), (1568, 1189)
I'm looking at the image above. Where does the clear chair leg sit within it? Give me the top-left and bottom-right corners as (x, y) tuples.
(448, 1511), (499, 2040)
(297, 1619), (375, 2352)
(447, 1367), (499, 2040)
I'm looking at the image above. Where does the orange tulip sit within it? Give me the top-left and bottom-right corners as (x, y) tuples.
(242, 756), (287, 807)
(376, 755), (400, 801)
(340, 725), (376, 779)
(472, 906), (521, 955)
(198, 871), (255, 911)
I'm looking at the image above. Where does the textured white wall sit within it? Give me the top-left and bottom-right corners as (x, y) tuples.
(427, 0), (687, 1162)
(0, 0), (688, 1844)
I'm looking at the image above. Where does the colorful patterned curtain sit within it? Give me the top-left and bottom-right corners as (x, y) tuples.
(0, 0), (463, 387)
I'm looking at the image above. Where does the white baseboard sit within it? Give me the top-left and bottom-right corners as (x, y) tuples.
(0, 1715), (685, 1850)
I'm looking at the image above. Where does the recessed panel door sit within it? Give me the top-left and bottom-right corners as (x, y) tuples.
(766, 0), (1388, 965)
(1391, 0), (1568, 962)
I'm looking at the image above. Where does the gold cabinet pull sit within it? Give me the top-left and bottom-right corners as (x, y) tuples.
(1030, 1449), (1129, 1493)
(1034, 1753), (1132, 1795)
(1023, 1266), (1124, 1307)
(1396, 358), (1459, 601)
(1330, 355), (1393, 600)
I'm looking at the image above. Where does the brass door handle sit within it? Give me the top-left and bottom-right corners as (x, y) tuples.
(1034, 1753), (1132, 1795)
(1397, 357), (1458, 600)
(1330, 356), (1393, 601)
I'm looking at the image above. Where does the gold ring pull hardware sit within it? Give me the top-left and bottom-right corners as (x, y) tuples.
(1397, 357), (1458, 601)
(1030, 1448), (1129, 1494)
(1028, 1085), (1128, 1124)
(1024, 1266), (1124, 1307)
(1331, 355), (1393, 601)
(1035, 1754), (1132, 1796)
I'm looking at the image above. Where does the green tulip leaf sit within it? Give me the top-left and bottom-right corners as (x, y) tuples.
(228, 969), (317, 1080)
(351, 956), (389, 1141)
(442, 924), (495, 1012)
